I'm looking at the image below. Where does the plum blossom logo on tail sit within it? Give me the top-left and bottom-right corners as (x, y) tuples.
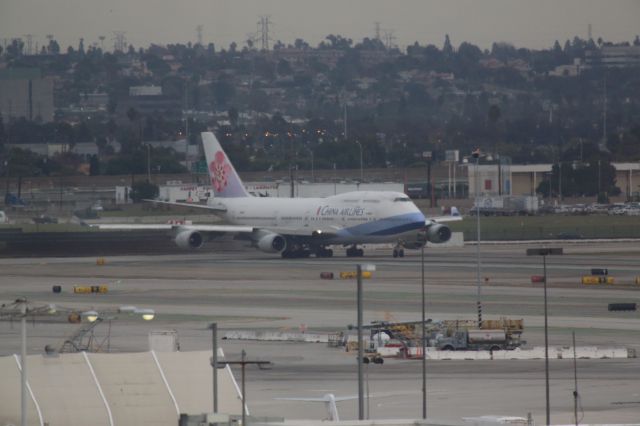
(209, 151), (231, 192)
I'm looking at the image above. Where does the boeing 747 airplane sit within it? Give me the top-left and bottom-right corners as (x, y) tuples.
(96, 132), (460, 258)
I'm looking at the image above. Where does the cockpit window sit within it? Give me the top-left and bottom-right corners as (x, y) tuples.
(394, 197), (411, 202)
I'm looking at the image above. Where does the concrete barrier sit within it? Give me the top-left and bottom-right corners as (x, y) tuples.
(222, 332), (632, 360)
(222, 331), (328, 343)
(493, 347), (546, 360)
(559, 346), (598, 359)
(377, 346), (402, 357)
(595, 347), (629, 359)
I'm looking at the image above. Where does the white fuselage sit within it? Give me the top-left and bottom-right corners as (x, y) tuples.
(211, 191), (426, 245)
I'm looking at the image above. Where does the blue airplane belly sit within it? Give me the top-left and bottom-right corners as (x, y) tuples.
(338, 212), (425, 238)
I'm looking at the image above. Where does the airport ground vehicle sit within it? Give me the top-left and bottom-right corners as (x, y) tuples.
(470, 196), (539, 216)
(435, 328), (522, 351)
(348, 317), (525, 353)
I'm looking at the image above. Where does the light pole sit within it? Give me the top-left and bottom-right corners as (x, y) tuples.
(356, 141), (363, 182)
(146, 144), (151, 182)
(0, 298), (57, 426)
(422, 151), (432, 208)
(20, 300), (27, 426)
(210, 323), (218, 413)
(307, 147), (315, 183)
(526, 247), (563, 426)
(356, 263), (376, 420)
(75, 306), (155, 352)
(472, 148), (483, 327)
(362, 355), (383, 419)
(421, 241), (427, 419)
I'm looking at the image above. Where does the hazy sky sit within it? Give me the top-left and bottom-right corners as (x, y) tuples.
(1, 0), (638, 52)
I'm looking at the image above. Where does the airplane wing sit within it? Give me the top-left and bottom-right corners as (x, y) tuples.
(426, 215), (462, 224)
(263, 225), (341, 238)
(142, 199), (227, 212)
(92, 223), (338, 236)
(93, 223), (254, 233)
(426, 206), (463, 224)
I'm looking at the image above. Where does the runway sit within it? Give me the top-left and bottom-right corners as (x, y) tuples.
(1, 241), (639, 423)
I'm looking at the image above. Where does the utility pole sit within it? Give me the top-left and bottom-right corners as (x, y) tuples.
(217, 351), (271, 426)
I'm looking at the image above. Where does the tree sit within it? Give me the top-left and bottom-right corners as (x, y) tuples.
(0, 114), (6, 148)
(227, 107), (239, 128)
(277, 59), (292, 76)
(212, 80), (235, 107)
(443, 34), (454, 56)
(294, 38), (309, 50)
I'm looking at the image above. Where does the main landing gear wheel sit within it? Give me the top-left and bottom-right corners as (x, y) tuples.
(282, 249), (311, 259)
(346, 246), (364, 257)
(315, 248), (333, 258)
(392, 248), (405, 258)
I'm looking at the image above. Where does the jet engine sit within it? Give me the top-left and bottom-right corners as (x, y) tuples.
(426, 223), (452, 244)
(175, 230), (204, 249)
(257, 232), (287, 253)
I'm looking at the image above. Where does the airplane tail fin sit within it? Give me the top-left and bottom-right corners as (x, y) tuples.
(202, 132), (250, 198)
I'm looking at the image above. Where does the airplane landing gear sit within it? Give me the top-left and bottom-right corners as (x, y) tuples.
(315, 247), (334, 258)
(282, 244), (311, 259)
(392, 246), (405, 258)
(346, 245), (364, 257)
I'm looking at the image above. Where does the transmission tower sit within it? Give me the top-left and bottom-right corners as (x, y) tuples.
(23, 34), (33, 55)
(383, 30), (396, 49)
(374, 22), (381, 41)
(257, 15), (273, 50)
(196, 25), (203, 45)
(112, 31), (126, 52)
(45, 34), (54, 54)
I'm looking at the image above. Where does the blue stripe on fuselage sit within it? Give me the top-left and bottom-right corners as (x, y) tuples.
(339, 212), (425, 237)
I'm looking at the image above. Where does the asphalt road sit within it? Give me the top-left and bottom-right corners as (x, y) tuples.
(1, 242), (639, 424)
